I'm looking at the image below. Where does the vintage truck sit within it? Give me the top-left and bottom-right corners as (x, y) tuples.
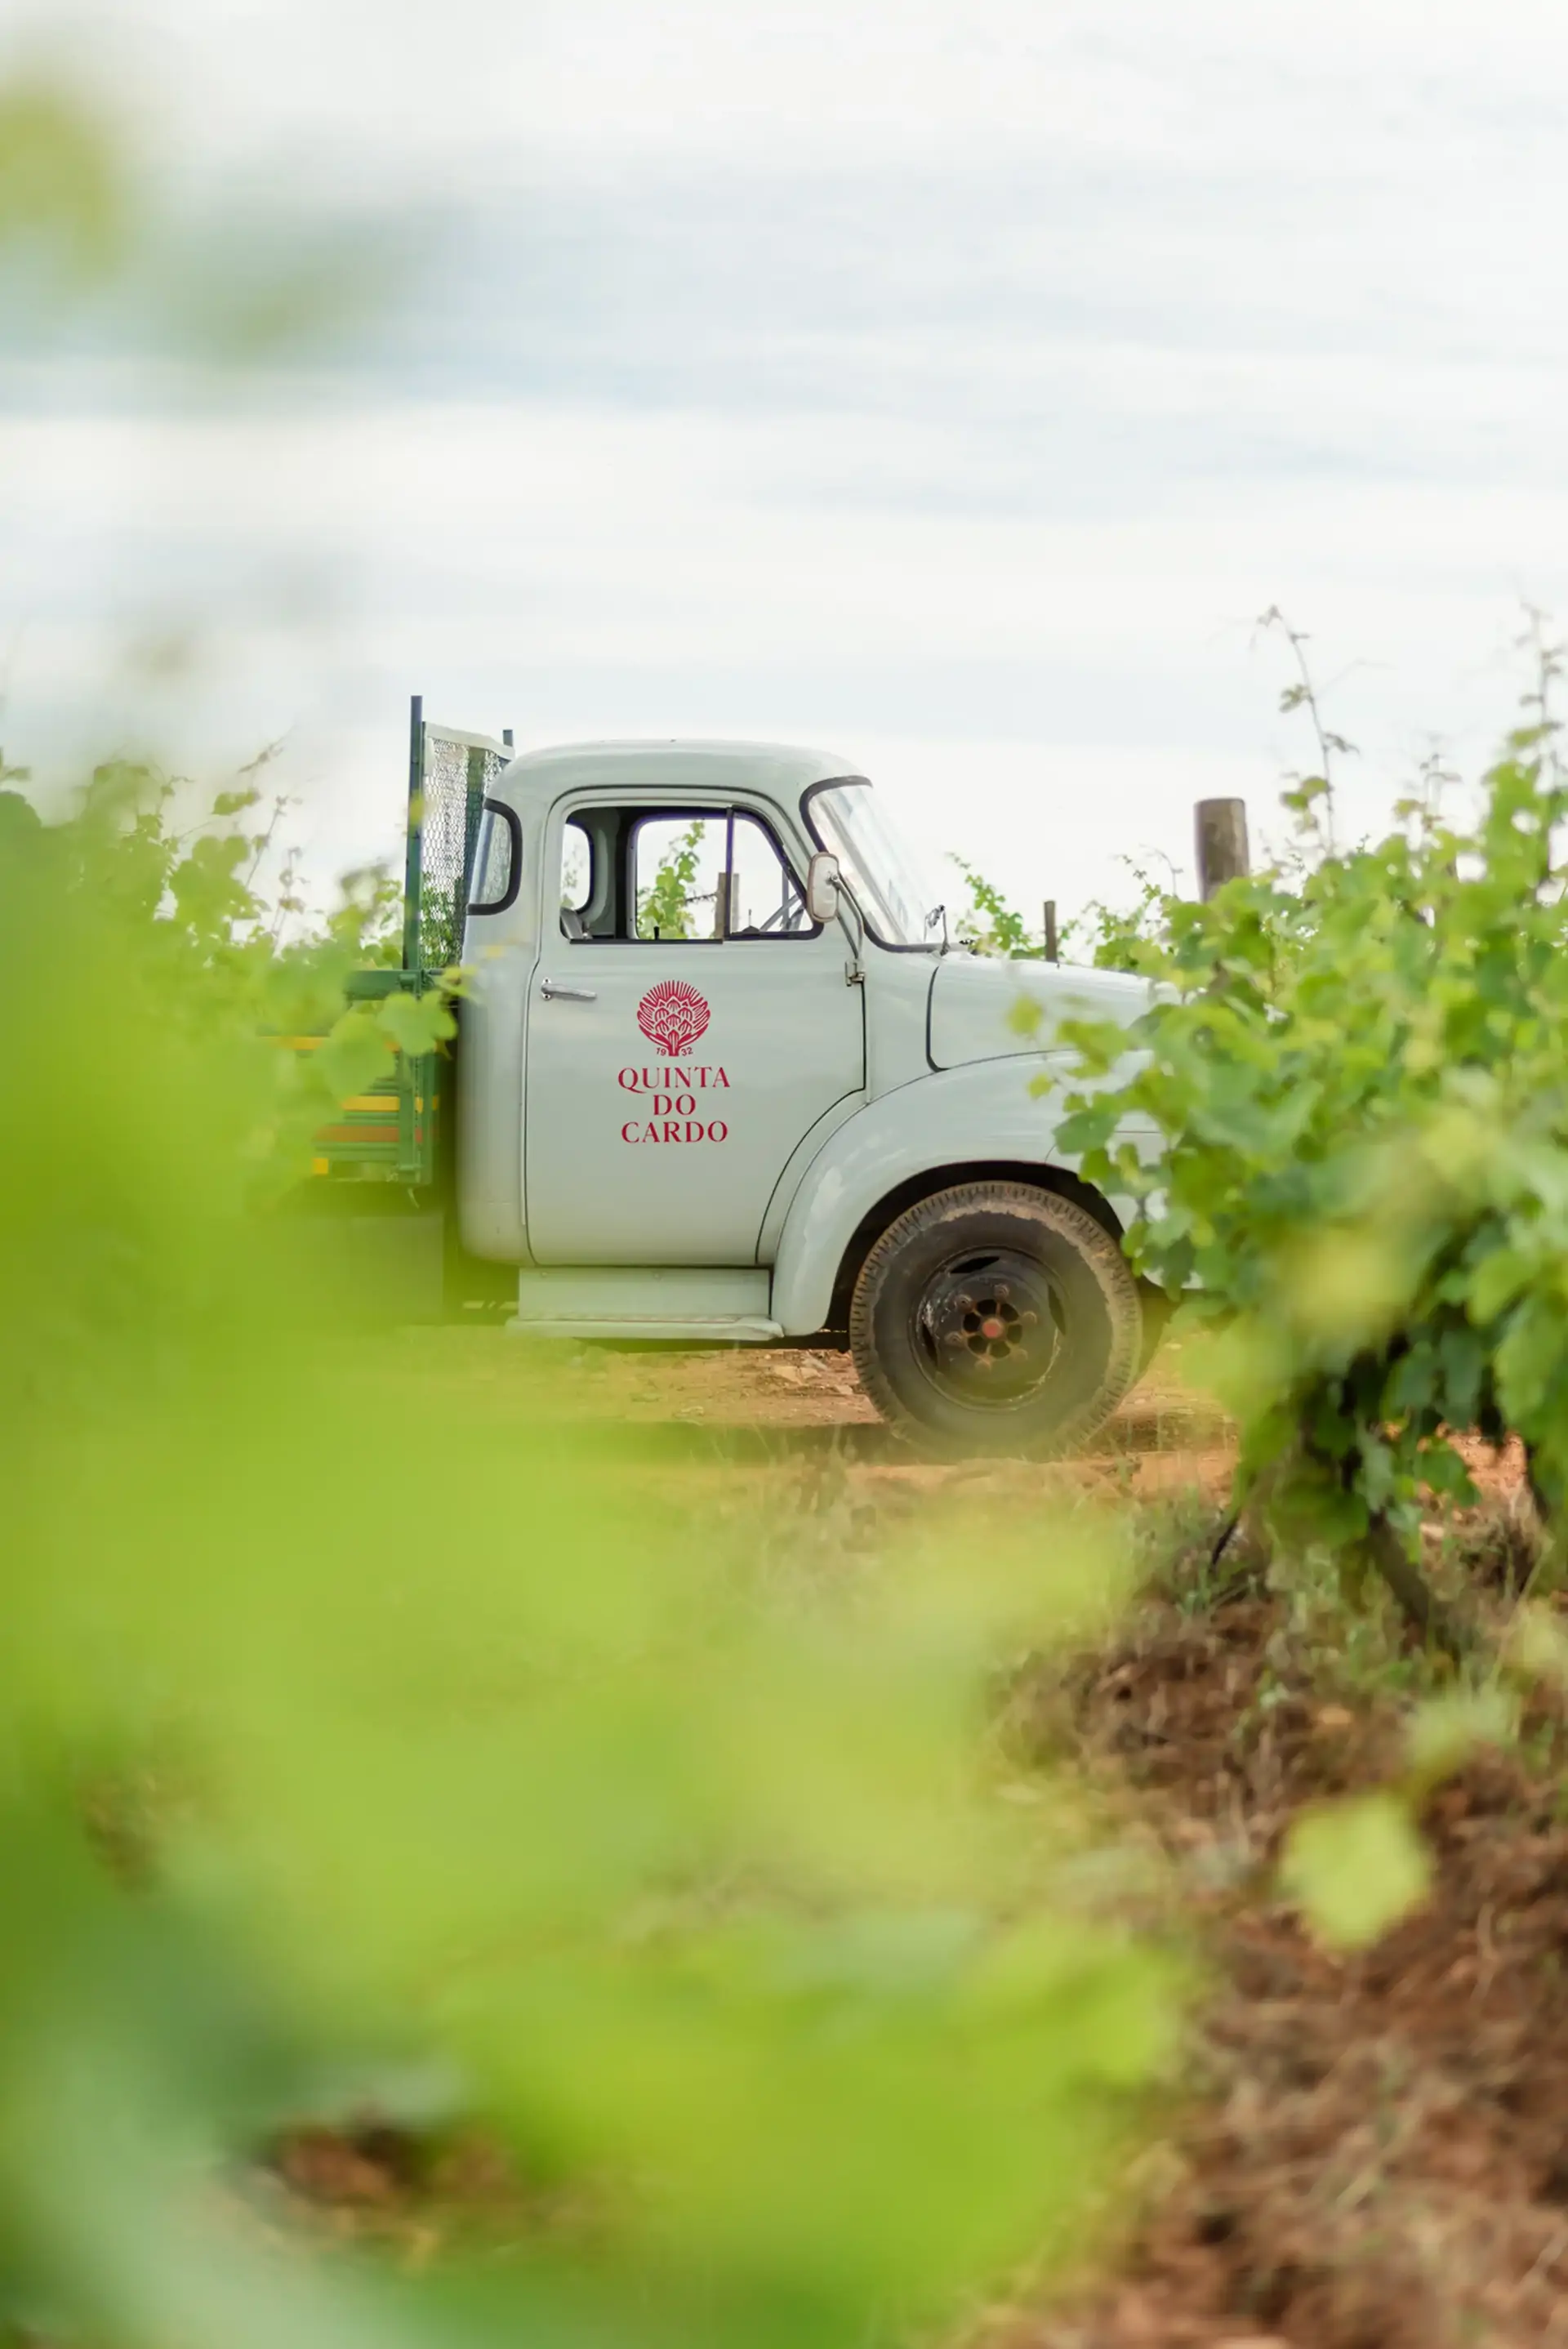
(291, 705), (1162, 1454)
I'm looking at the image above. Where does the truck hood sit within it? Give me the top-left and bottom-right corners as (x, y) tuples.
(927, 955), (1155, 1071)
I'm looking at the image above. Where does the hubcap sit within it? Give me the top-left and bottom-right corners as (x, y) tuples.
(912, 1247), (1063, 1406)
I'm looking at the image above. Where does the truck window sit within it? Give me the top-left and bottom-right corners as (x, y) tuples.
(633, 815), (724, 941)
(469, 799), (520, 916)
(803, 778), (944, 951)
(560, 821), (591, 937)
(726, 811), (813, 937)
(628, 809), (816, 943)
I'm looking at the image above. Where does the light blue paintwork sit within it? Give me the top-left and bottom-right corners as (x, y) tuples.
(513, 1266), (778, 1340)
(460, 739), (1156, 1337)
(458, 740), (861, 1268)
(523, 787), (863, 1264)
(769, 1054), (1160, 1336)
(927, 953), (1152, 1068)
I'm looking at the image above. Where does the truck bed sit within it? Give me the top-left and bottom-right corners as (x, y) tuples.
(292, 969), (443, 1190)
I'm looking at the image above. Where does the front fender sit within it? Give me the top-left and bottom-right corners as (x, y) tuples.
(769, 1054), (1156, 1337)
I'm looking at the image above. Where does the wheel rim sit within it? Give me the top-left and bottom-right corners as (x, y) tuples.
(910, 1246), (1064, 1409)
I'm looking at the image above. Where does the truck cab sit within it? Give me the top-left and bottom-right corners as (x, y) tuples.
(446, 735), (1159, 1455)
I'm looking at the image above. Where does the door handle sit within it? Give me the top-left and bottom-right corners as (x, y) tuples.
(540, 978), (598, 1003)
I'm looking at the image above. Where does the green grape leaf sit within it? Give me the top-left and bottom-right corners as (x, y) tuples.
(314, 1010), (394, 1103)
(1405, 1688), (1515, 1790)
(376, 990), (457, 1058)
(1281, 1793), (1432, 1951)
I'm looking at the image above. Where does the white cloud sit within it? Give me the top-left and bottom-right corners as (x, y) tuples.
(37, 1), (1568, 187)
(1, 396), (1553, 914)
(2, 1), (1566, 916)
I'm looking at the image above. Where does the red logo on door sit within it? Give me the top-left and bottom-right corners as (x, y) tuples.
(636, 979), (710, 1056)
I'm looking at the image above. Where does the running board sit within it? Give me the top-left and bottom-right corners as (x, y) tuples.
(508, 1267), (781, 1345)
(509, 1316), (782, 1344)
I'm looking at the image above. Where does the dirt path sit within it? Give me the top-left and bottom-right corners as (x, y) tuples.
(543, 1341), (1242, 1503)
(998, 1545), (1568, 2349)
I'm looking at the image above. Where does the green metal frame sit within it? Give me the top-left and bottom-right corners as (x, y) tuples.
(305, 697), (510, 1190)
(287, 970), (440, 1188)
(400, 693), (426, 974)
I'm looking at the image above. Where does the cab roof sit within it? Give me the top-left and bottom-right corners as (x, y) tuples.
(497, 739), (862, 801)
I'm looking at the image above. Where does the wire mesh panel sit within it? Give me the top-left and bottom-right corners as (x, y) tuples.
(416, 732), (510, 969)
(403, 705), (512, 973)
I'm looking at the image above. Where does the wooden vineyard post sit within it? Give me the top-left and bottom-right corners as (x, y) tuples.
(1195, 800), (1250, 898)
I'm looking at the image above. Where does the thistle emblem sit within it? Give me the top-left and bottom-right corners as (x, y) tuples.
(636, 979), (710, 1056)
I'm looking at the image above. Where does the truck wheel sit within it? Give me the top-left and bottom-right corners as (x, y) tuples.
(849, 1182), (1143, 1456)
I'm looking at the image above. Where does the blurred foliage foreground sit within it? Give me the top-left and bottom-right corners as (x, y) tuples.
(0, 764), (1177, 2346)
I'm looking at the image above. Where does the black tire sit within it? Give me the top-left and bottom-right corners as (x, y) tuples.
(849, 1182), (1143, 1457)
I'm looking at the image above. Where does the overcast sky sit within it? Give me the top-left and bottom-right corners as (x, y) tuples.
(3, 0), (1567, 925)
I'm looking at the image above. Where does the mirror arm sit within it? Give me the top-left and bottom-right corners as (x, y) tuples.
(837, 877), (866, 986)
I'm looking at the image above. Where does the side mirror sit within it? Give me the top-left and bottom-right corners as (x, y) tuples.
(805, 851), (842, 927)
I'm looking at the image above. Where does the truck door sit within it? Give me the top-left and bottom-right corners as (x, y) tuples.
(523, 797), (865, 1265)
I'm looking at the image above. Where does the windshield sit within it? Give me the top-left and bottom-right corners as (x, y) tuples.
(804, 779), (947, 951)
